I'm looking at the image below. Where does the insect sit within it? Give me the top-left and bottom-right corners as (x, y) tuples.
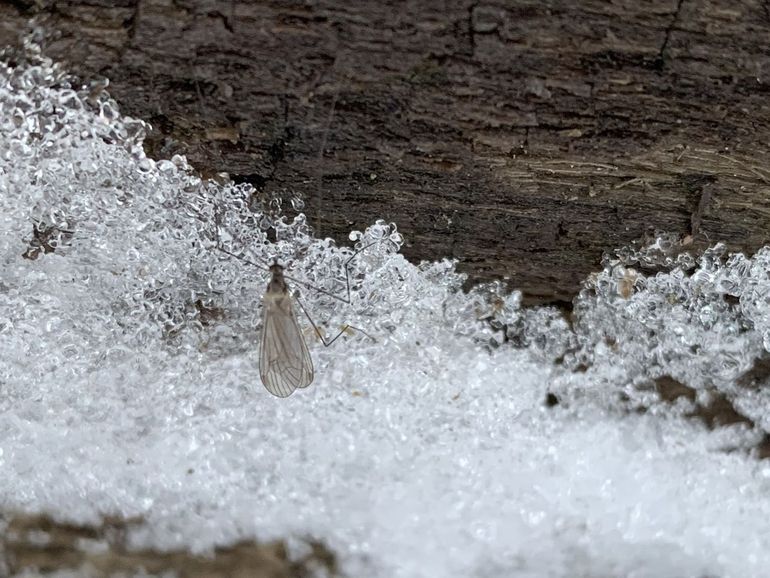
(259, 260), (314, 397)
(213, 215), (379, 397)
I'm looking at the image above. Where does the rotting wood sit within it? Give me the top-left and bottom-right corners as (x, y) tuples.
(2, 1), (770, 304)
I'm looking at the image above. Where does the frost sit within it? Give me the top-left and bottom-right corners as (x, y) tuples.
(2, 39), (770, 578)
(544, 239), (770, 426)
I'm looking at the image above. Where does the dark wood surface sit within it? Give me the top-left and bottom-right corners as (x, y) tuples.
(3, 0), (770, 304)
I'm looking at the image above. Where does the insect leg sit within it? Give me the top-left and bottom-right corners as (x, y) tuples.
(212, 206), (272, 271)
(280, 239), (385, 305)
(214, 203), (390, 307)
(293, 294), (376, 346)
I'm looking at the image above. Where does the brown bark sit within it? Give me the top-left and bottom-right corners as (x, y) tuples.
(2, 513), (336, 577)
(2, 0), (770, 304)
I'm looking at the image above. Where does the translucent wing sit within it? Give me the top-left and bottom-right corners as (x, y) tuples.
(259, 292), (314, 397)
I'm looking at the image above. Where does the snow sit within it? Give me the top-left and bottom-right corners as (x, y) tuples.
(2, 38), (770, 577)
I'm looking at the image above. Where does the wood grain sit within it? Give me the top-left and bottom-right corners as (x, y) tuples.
(2, 0), (770, 303)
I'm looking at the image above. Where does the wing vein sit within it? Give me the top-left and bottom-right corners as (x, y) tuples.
(260, 293), (314, 397)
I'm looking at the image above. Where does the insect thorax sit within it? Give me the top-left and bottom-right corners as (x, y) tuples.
(266, 263), (289, 295)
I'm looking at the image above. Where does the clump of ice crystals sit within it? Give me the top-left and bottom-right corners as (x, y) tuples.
(550, 238), (770, 429)
(2, 41), (770, 578)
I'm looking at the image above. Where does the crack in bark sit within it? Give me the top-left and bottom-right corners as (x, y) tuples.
(232, 98), (292, 193)
(208, 9), (234, 34)
(6, 0), (36, 14)
(657, 0), (685, 68)
(689, 179), (715, 238)
(467, 2), (478, 57)
(120, 0), (141, 64)
(126, 0), (140, 43)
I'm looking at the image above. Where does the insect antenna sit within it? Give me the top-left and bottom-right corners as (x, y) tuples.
(213, 205), (383, 307)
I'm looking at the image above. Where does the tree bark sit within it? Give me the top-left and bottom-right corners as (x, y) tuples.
(2, 0), (770, 304)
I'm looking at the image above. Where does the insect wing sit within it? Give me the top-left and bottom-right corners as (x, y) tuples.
(259, 292), (314, 397)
